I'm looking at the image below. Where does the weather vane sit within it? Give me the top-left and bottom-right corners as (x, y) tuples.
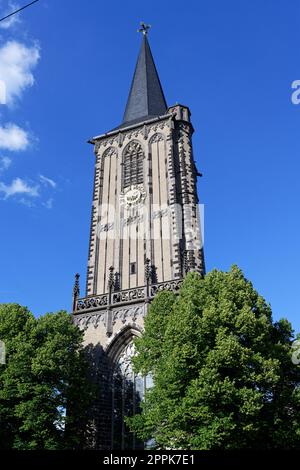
(137, 22), (151, 36)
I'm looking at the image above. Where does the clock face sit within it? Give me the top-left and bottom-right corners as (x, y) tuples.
(121, 184), (146, 208)
(124, 187), (142, 206)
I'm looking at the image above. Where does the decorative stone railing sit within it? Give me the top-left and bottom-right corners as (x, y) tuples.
(74, 278), (183, 313)
(76, 293), (108, 311)
(150, 279), (182, 296)
(112, 287), (145, 304)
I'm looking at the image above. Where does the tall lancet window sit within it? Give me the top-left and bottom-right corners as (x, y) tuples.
(112, 341), (153, 449)
(122, 141), (144, 190)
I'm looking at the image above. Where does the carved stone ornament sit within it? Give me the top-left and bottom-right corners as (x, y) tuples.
(103, 146), (118, 158)
(112, 305), (145, 326)
(73, 280), (183, 314)
(73, 311), (106, 329)
(77, 294), (108, 310)
(73, 305), (145, 330)
(112, 287), (145, 304)
(149, 133), (165, 144)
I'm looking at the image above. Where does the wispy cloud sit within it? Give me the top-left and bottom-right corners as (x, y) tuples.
(39, 174), (56, 188)
(0, 40), (40, 106)
(0, 155), (12, 171)
(0, 1), (21, 30)
(0, 123), (29, 151)
(0, 173), (58, 208)
(0, 177), (39, 198)
(19, 197), (35, 208)
(43, 197), (53, 209)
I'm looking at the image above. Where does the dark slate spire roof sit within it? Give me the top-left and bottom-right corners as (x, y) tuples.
(120, 35), (167, 128)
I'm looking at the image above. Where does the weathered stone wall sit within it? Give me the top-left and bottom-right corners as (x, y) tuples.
(73, 303), (145, 449)
(86, 106), (204, 298)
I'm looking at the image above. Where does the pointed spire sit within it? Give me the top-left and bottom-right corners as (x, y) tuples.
(122, 31), (167, 127)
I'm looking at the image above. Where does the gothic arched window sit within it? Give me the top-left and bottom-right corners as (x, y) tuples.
(112, 341), (153, 449)
(122, 141), (144, 190)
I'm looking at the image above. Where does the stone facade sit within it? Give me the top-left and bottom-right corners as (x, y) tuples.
(85, 107), (204, 297)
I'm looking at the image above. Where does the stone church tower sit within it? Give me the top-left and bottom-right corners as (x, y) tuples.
(72, 25), (205, 449)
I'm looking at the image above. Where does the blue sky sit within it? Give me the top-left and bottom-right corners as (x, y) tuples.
(0, 0), (300, 333)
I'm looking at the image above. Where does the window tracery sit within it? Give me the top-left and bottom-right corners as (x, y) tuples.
(112, 341), (152, 449)
(122, 141), (144, 190)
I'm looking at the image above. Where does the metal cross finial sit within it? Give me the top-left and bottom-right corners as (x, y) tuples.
(137, 21), (151, 36)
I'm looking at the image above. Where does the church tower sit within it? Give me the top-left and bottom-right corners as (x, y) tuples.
(72, 24), (205, 449)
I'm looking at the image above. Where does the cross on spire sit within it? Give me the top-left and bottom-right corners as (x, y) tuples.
(137, 21), (151, 36)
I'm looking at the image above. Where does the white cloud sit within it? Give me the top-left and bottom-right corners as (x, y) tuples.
(0, 123), (29, 151)
(43, 197), (53, 209)
(39, 174), (56, 188)
(19, 197), (35, 208)
(0, 2), (21, 30)
(0, 40), (40, 106)
(0, 155), (12, 171)
(0, 177), (39, 198)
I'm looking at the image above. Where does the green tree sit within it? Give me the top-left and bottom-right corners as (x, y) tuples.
(0, 304), (93, 449)
(128, 267), (300, 449)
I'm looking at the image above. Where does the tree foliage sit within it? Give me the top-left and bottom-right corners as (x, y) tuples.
(128, 266), (300, 449)
(0, 304), (93, 449)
